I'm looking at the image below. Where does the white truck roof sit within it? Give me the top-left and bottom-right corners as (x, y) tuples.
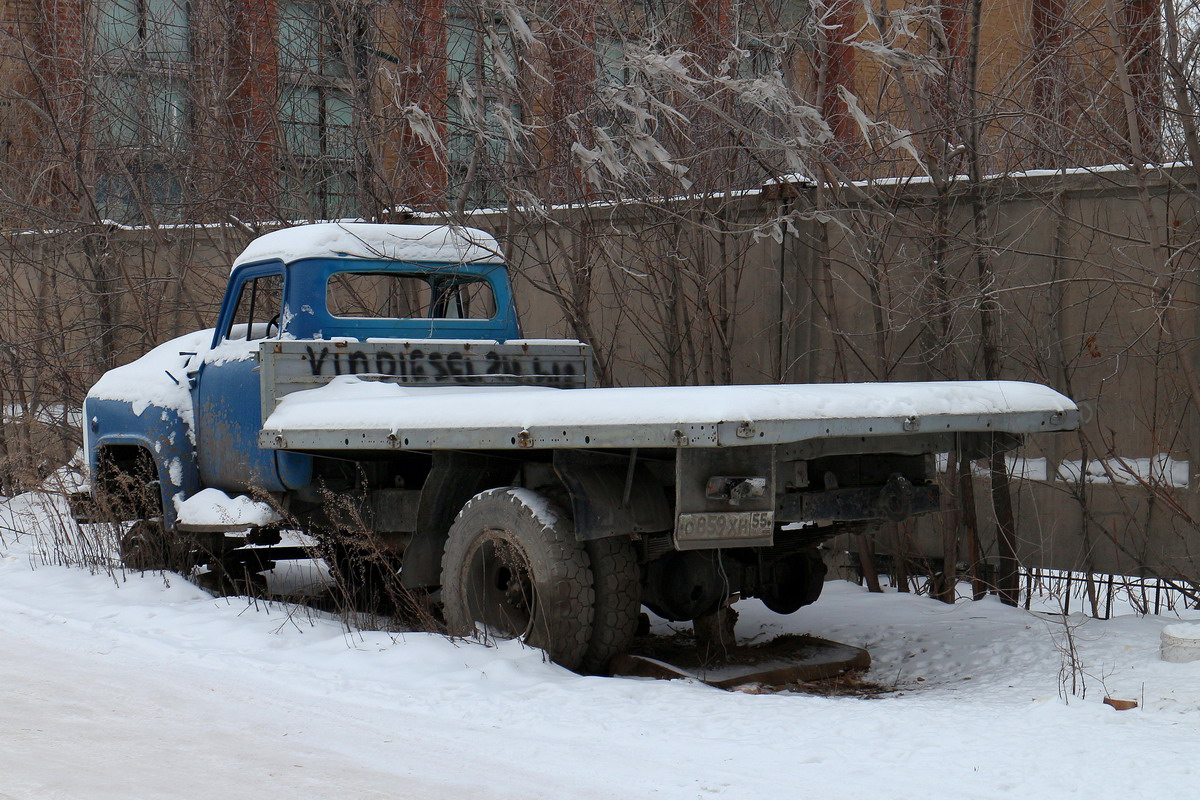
(232, 223), (503, 270)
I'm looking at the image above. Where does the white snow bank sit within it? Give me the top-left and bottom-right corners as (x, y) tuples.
(233, 222), (502, 270)
(934, 453), (1191, 488)
(266, 378), (1076, 436)
(2, 402), (81, 428)
(2, 490), (1200, 798)
(937, 454), (1049, 480)
(174, 488), (281, 528)
(0, 491), (79, 545)
(1058, 454), (1190, 488)
(38, 447), (89, 494)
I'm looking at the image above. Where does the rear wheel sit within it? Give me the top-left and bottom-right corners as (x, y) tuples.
(581, 536), (641, 675)
(441, 488), (594, 671)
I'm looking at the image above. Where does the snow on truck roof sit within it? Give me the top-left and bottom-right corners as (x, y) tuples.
(232, 222), (503, 271)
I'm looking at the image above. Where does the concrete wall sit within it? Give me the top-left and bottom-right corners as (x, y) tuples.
(3, 165), (1199, 580)
(480, 166), (1200, 581)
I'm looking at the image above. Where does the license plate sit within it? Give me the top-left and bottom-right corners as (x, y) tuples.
(675, 511), (775, 549)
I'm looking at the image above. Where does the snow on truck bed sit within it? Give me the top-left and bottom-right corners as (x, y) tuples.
(262, 377), (1078, 450)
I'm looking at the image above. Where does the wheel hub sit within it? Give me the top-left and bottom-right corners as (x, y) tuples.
(470, 533), (536, 638)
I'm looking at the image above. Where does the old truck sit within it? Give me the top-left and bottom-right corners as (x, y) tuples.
(79, 222), (1079, 673)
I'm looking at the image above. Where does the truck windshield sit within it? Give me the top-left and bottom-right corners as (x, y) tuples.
(327, 271), (496, 320)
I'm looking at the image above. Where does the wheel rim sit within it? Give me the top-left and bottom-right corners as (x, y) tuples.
(464, 531), (537, 640)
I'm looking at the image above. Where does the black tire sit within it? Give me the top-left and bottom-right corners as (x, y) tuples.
(581, 536), (641, 675)
(120, 520), (177, 572)
(327, 541), (386, 610)
(120, 520), (214, 574)
(442, 488), (594, 671)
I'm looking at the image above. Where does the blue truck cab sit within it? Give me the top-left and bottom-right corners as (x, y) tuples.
(82, 223), (518, 528)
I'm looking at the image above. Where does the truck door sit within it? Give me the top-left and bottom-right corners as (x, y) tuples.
(195, 265), (286, 493)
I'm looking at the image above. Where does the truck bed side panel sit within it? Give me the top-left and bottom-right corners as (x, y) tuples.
(259, 379), (1079, 452)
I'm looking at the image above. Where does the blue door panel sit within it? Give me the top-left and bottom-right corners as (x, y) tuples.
(195, 354), (283, 493)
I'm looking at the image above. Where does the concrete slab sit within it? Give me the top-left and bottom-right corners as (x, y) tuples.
(611, 634), (871, 689)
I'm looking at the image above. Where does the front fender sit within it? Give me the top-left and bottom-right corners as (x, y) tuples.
(84, 397), (201, 528)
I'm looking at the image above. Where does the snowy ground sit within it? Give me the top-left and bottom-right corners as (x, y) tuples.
(3, 491), (1199, 800)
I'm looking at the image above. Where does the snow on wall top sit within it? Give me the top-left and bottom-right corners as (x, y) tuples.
(232, 223), (503, 271)
(766, 162), (1195, 190)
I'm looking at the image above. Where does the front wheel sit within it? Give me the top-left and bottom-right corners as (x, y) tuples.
(120, 520), (180, 572)
(441, 488), (595, 671)
(119, 520), (217, 574)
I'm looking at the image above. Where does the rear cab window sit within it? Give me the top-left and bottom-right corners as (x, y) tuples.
(326, 271), (497, 321)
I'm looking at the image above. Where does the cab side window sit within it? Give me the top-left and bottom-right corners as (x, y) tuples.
(225, 273), (284, 341)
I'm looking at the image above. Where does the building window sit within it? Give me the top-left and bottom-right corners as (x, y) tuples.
(92, 0), (191, 222)
(277, 1), (363, 220)
(446, 14), (521, 209)
(737, 41), (783, 80)
(598, 38), (630, 89)
(594, 36), (636, 133)
(96, 0), (189, 62)
(93, 74), (188, 151)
